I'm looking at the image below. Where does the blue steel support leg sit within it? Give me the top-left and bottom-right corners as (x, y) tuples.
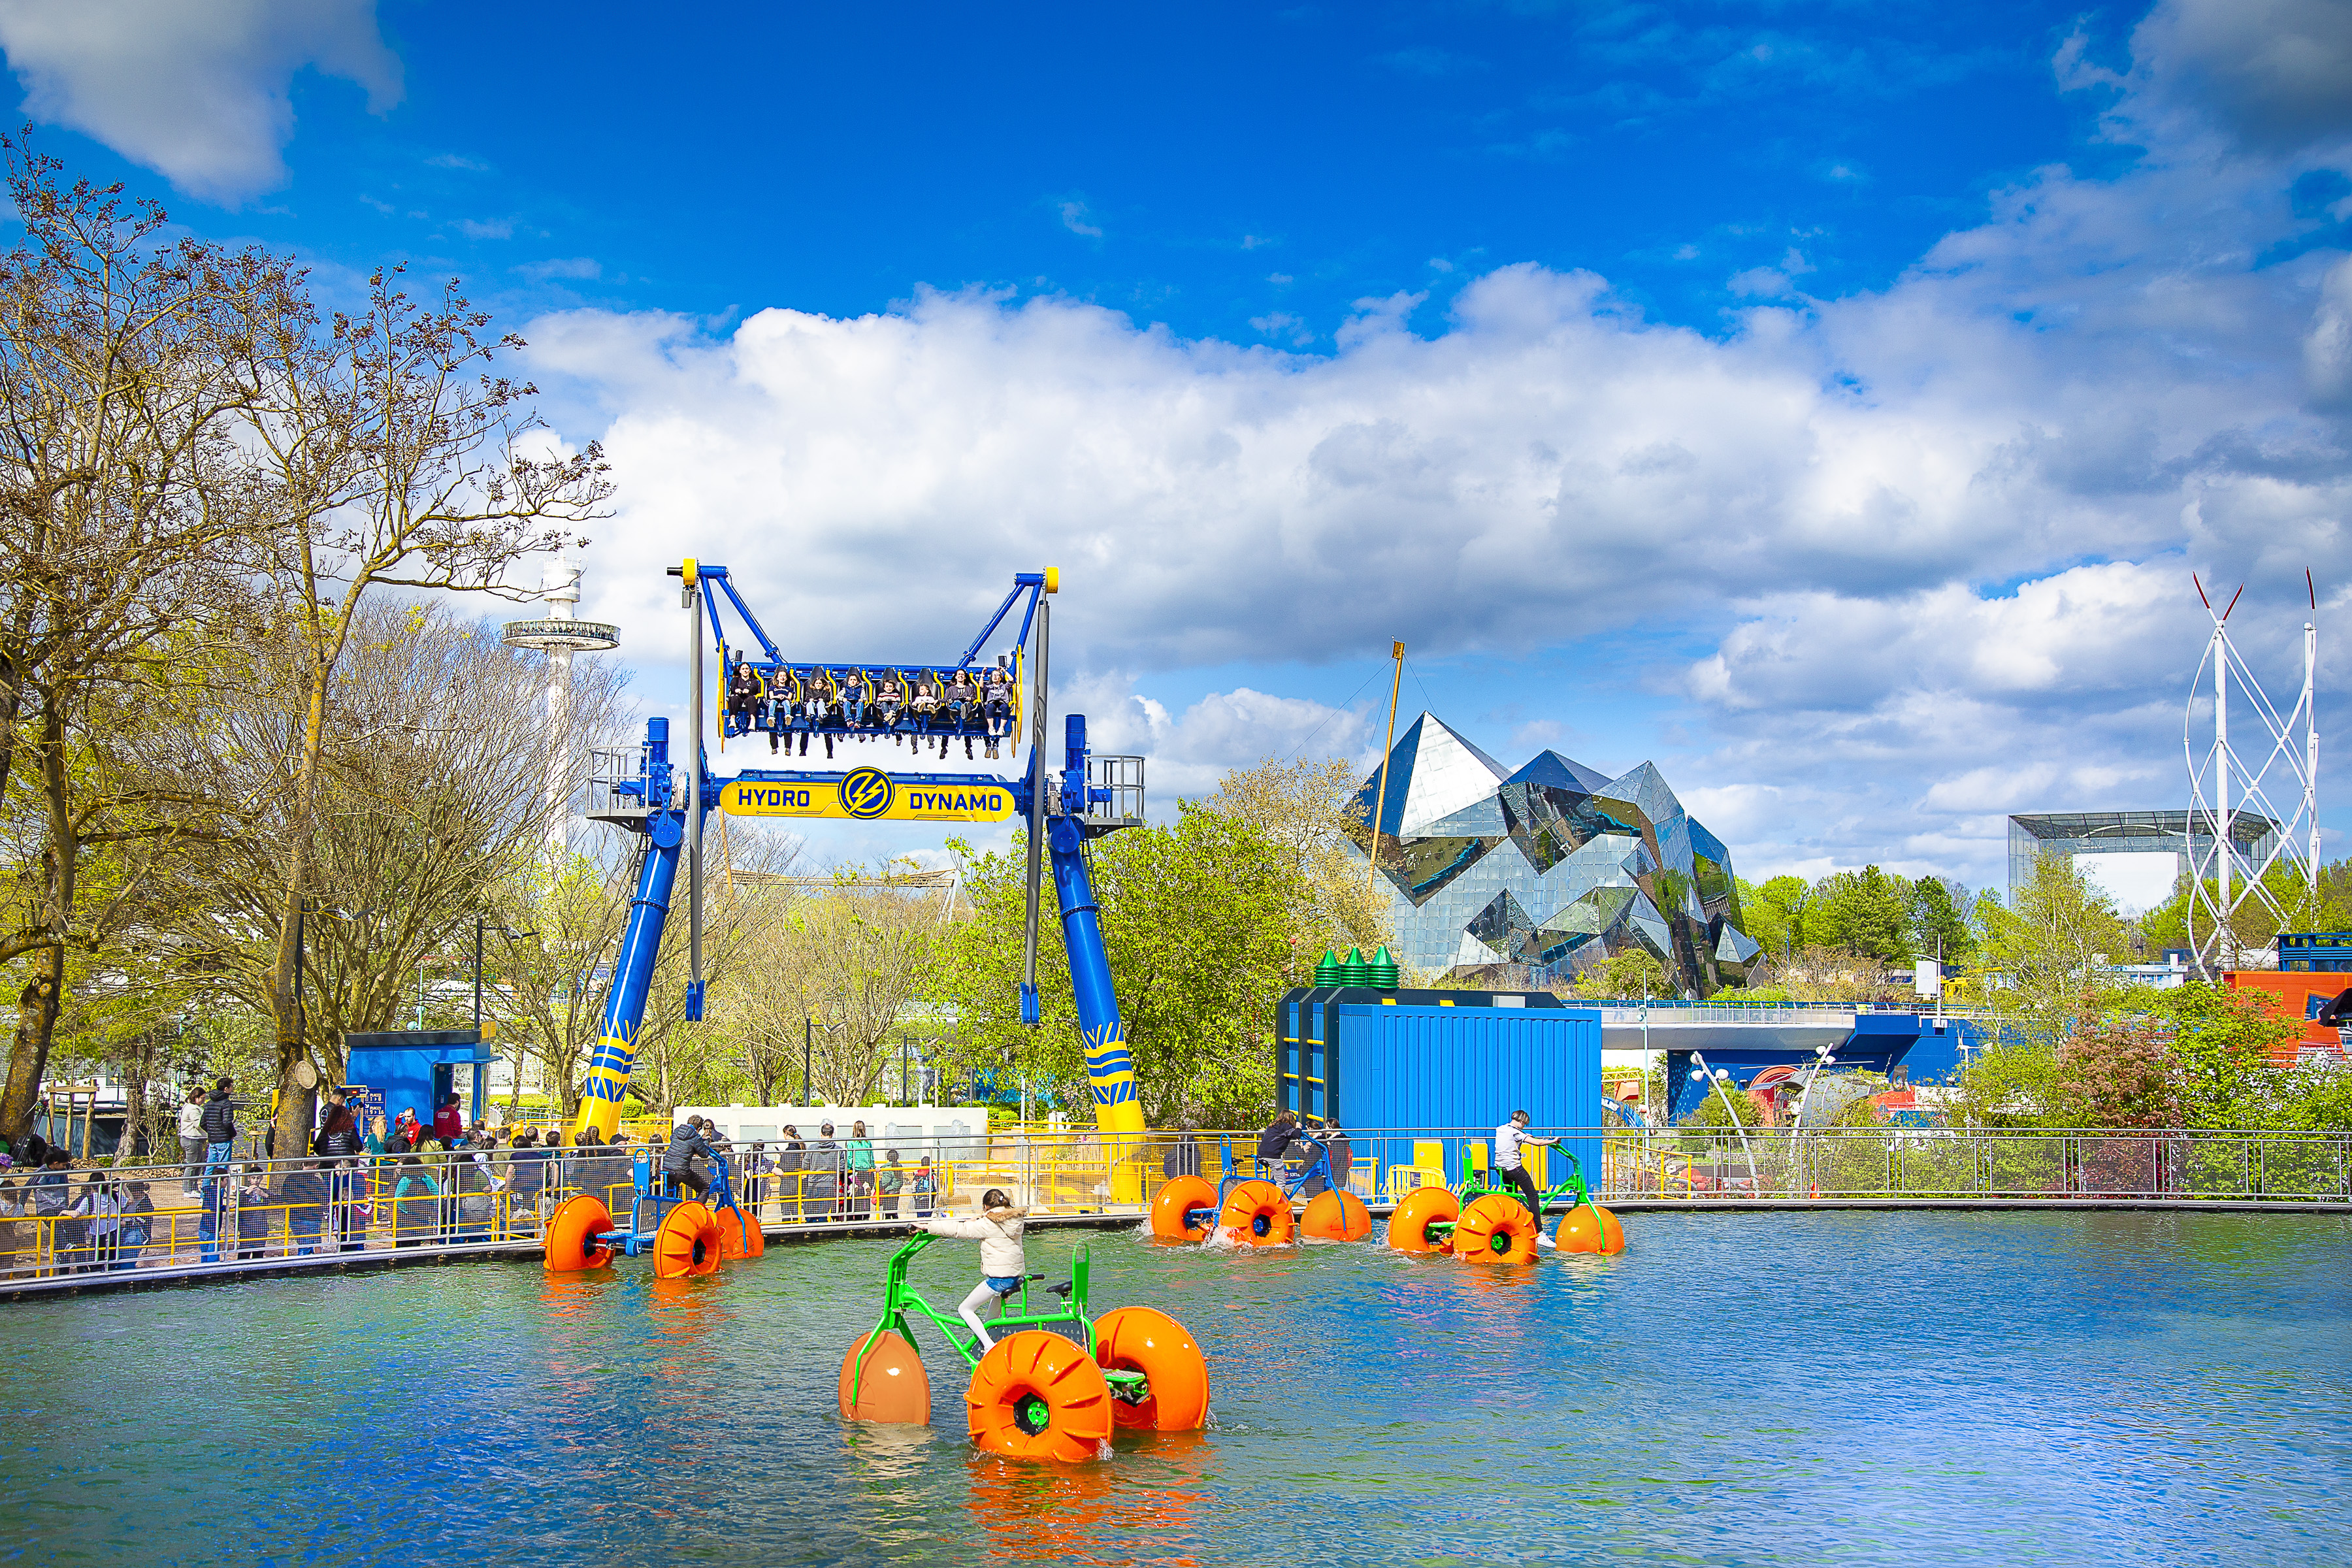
(1049, 810), (1145, 1201)
(574, 721), (684, 1141)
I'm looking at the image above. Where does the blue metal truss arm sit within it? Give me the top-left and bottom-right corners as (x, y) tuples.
(699, 566), (785, 664)
(956, 573), (1047, 668)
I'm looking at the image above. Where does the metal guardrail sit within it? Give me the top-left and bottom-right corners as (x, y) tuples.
(6, 1122), (2340, 1285)
(1608, 1126), (2352, 1201)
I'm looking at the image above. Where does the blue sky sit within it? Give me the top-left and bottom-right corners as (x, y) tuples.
(5, 0), (2349, 905)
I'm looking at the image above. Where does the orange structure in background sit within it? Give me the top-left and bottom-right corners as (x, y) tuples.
(2222, 971), (2351, 1064)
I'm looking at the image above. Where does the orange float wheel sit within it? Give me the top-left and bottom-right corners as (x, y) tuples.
(543, 1194), (615, 1273)
(1092, 1306), (1210, 1431)
(964, 1330), (1114, 1462)
(1557, 1203), (1626, 1255)
(1151, 1175), (1218, 1242)
(1299, 1188), (1371, 1242)
(838, 1328), (931, 1424)
(1452, 1194), (1539, 1263)
(713, 1203), (765, 1260)
(1385, 1186), (1460, 1253)
(652, 1201), (721, 1279)
(1217, 1179), (1294, 1246)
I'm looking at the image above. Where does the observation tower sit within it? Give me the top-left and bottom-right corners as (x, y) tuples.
(502, 557), (621, 857)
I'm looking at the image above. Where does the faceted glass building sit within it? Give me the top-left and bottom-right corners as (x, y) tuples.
(1346, 713), (1763, 996)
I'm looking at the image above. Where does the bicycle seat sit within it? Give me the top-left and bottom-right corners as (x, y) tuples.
(1045, 1281), (1073, 1299)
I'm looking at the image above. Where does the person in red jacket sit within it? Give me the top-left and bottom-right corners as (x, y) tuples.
(431, 1094), (464, 1147)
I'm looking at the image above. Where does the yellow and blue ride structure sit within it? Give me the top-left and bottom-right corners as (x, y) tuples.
(561, 561), (1152, 1201)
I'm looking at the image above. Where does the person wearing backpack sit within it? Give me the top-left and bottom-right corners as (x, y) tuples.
(200, 1077), (238, 1185)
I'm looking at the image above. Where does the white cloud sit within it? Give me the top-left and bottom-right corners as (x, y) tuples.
(515, 257), (602, 283)
(455, 216), (514, 240)
(519, 11), (2351, 892)
(1057, 199), (1101, 238)
(0, 0), (400, 204)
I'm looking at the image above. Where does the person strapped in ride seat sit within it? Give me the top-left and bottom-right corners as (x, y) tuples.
(910, 672), (941, 756)
(800, 668), (839, 757)
(982, 658), (1013, 760)
(841, 667), (870, 737)
(872, 670), (906, 746)
(945, 666), (979, 760)
(725, 654), (762, 738)
(766, 666), (800, 754)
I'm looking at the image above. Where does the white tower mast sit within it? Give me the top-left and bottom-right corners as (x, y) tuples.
(503, 556), (621, 863)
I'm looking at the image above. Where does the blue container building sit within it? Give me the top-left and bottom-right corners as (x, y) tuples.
(1277, 987), (1603, 1198)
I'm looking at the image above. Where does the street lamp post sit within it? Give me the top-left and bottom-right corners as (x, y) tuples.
(1688, 1049), (1760, 1194)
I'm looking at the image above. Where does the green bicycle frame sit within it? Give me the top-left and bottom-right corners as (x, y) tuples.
(847, 1233), (1145, 1410)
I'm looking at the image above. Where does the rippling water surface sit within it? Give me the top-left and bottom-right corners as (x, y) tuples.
(5, 1211), (2348, 1565)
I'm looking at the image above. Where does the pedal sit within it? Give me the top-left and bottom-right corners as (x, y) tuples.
(1103, 1369), (1148, 1403)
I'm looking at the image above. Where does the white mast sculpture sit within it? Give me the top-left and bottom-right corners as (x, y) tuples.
(2183, 573), (2319, 976)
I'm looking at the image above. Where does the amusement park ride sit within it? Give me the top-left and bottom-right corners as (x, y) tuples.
(555, 563), (1149, 1173)
(539, 562), (1207, 1457)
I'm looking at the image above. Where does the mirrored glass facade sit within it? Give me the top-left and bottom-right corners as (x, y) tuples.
(1347, 713), (1761, 996)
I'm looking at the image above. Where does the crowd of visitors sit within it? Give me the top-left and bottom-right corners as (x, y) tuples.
(0, 1092), (966, 1279)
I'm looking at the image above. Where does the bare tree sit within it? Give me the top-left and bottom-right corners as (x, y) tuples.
(0, 140), (299, 1138)
(156, 601), (626, 1089)
(226, 268), (612, 1152)
(722, 861), (949, 1108)
(1209, 755), (1394, 975)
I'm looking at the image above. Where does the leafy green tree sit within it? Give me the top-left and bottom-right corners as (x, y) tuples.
(1910, 877), (1974, 965)
(1567, 949), (1668, 1000)
(1976, 855), (2132, 1041)
(933, 803), (1301, 1126)
(1736, 875), (1811, 963)
(2137, 860), (2319, 958)
(1951, 1039), (2071, 1128)
(2144, 982), (2296, 1128)
(1809, 865), (1914, 963)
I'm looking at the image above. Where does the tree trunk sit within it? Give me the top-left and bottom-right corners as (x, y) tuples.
(0, 948), (60, 1141)
(270, 651), (332, 1164)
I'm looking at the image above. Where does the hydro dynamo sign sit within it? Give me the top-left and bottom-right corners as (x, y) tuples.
(720, 768), (1015, 823)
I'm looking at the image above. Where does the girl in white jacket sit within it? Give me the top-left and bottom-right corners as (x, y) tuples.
(921, 1188), (1028, 1349)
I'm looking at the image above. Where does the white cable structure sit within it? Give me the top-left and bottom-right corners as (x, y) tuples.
(2183, 574), (2318, 976)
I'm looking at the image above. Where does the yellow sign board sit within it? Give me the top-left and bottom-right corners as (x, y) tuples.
(721, 768), (1016, 823)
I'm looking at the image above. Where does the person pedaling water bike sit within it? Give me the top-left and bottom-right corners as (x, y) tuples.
(919, 1187), (1030, 1349)
(662, 1115), (719, 1200)
(725, 655), (762, 738)
(1494, 1110), (1558, 1218)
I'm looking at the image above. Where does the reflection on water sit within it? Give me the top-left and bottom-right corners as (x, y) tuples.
(1, 1212), (2347, 1567)
(967, 1445), (1208, 1568)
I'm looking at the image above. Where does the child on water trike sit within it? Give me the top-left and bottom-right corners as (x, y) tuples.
(919, 1188), (1028, 1348)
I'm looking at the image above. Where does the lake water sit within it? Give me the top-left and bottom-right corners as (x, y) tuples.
(5, 1211), (2347, 1566)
